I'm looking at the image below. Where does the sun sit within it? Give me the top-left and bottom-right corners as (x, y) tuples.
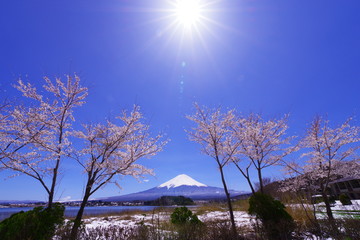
(148, 0), (222, 47)
(160, 0), (219, 37)
(174, 0), (203, 29)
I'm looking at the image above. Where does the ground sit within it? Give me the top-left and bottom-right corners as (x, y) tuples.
(54, 200), (360, 239)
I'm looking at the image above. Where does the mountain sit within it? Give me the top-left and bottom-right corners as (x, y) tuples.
(101, 174), (246, 202)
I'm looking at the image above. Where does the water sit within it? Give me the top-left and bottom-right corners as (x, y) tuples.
(0, 205), (158, 221)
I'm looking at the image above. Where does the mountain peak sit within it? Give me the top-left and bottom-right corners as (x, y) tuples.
(158, 174), (207, 189)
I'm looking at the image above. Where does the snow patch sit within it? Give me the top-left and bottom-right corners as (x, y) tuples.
(198, 211), (253, 227)
(158, 174), (207, 189)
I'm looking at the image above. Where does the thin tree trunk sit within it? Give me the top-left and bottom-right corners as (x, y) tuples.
(48, 110), (66, 209)
(70, 181), (93, 240)
(218, 164), (237, 236)
(234, 163), (255, 194)
(48, 157), (61, 209)
(245, 176), (255, 195)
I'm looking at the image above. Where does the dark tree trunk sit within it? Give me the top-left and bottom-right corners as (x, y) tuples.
(234, 163), (255, 194)
(245, 176), (255, 195)
(320, 184), (334, 221)
(70, 181), (93, 240)
(47, 194), (53, 209)
(218, 164), (237, 236)
(257, 168), (264, 194)
(48, 158), (61, 209)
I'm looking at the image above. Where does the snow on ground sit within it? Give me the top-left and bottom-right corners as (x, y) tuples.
(80, 210), (253, 230)
(83, 212), (169, 229)
(80, 200), (360, 230)
(197, 211), (253, 227)
(313, 200), (360, 219)
(84, 216), (138, 229)
(331, 200), (360, 211)
(61, 202), (359, 239)
(288, 200), (360, 212)
(287, 200), (360, 221)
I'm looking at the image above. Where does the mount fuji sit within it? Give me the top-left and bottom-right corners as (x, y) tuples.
(101, 174), (246, 202)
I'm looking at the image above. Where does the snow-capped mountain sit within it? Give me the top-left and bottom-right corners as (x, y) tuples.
(158, 174), (207, 188)
(102, 174), (246, 202)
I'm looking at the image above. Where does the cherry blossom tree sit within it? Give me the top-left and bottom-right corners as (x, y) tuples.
(70, 105), (166, 239)
(186, 104), (239, 236)
(0, 102), (10, 163)
(231, 114), (296, 194)
(284, 116), (360, 221)
(0, 75), (87, 208)
(0, 102), (28, 162)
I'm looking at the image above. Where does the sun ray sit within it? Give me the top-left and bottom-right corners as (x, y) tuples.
(174, 0), (202, 29)
(121, 0), (230, 72)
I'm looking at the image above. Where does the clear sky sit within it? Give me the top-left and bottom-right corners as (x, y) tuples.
(1, 0), (360, 201)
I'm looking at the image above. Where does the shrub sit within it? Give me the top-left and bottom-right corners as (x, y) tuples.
(170, 206), (202, 225)
(248, 193), (295, 240)
(339, 194), (352, 205)
(303, 218), (360, 240)
(170, 207), (204, 240)
(0, 203), (64, 240)
(204, 220), (244, 240)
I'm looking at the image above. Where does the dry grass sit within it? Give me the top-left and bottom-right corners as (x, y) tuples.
(286, 204), (315, 223)
(232, 199), (250, 212)
(75, 207), (168, 220)
(194, 202), (227, 215)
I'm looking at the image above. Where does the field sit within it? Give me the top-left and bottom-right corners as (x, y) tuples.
(53, 200), (360, 240)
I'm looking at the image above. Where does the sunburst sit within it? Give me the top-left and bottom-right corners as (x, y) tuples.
(173, 0), (203, 30)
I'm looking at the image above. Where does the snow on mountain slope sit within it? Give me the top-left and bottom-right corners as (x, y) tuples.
(101, 174), (249, 202)
(158, 174), (207, 189)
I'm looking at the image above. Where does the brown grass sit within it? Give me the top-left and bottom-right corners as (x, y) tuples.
(194, 202), (227, 215)
(69, 208), (164, 220)
(232, 199), (250, 212)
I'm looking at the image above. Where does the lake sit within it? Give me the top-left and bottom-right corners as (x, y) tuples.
(0, 205), (158, 221)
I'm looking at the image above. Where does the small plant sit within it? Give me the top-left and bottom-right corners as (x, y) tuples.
(170, 206), (202, 225)
(339, 194), (352, 205)
(0, 203), (64, 240)
(170, 206), (204, 240)
(248, 193), (295, 240)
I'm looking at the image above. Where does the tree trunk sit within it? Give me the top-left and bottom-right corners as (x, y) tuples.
(234, 163), (255, 194)
(257, 168), (264, 194)
(245, 176), (255, 195)
(320, 185), (334, 221)
(70, 182), (93, 240)
(48, 193), (54, 209)
(218, 165), (237, 236)
(48, 158), (61, 209)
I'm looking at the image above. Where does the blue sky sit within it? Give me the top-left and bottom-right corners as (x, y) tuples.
(1, 0), (360, 201)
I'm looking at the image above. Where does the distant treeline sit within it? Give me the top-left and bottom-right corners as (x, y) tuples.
(144, 196), (194, 206)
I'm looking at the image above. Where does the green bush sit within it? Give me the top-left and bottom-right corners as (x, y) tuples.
(0, 203), (65, 240)
(170, 206), (202, 225)
(339, 194), (352, 205)
(248, 193), (295, 240)
(170, 207), (204, 240)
